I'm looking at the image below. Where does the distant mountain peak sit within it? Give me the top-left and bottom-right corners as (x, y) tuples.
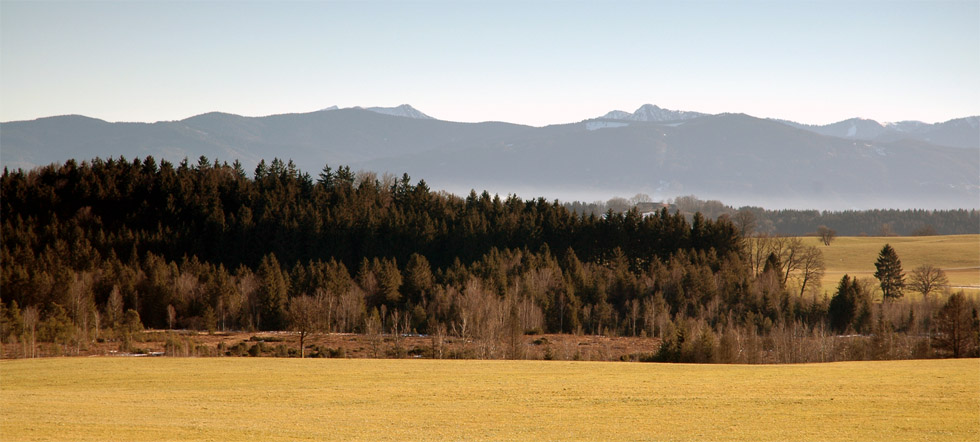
(364, 104), (433, 120)
(775, 115), (979, 149)
(601, 104), (706, 122)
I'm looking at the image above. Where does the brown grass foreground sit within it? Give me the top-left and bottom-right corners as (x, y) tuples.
(1, 357), (977, 441)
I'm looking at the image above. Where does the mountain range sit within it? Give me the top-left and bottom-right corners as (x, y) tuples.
(2, 104), (977, 209)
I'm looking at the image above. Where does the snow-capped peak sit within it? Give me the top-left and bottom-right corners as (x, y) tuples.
(884, 120), (927, 133)
(364, 104), (433, 120)
(601, 104), (706, 122)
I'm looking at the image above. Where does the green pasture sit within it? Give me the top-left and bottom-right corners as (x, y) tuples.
(2, 358), (977, 441)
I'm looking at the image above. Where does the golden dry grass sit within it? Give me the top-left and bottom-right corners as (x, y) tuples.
(2, 358), (978, 441)
(793, 235), (979, 295)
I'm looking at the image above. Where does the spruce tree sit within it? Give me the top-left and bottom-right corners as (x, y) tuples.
(874, 244), (905, 300)
(828, 275), (871, 334)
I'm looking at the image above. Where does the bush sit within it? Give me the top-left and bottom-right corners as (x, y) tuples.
(308, 345), (345, 358)
(386, 347), (408, 358)
(274, 344), (289, 357)
(190, 345), (204, 356)
(248, 342), (270, 357)
(227, 341), (248, 357)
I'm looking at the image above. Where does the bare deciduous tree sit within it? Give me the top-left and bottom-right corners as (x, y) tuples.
(605, 197), (630, 214)
(22, 306), (38, 358)
(353, 170), (377, 189)
(287, 294), (323, 358)
(932, 293), (979, 358)
(338, 286), (365, 333)
(794, 245), (826, 296)
(457, 277), (506, 358)
(750, 235), (807, 286)
(777, 237), (807, 287)
(175, 271), (201, 310)
(908, 265), (949, 301)
(732, 209), (758, 237)
(747, 234), (778, 276)
(235, 271), (260, 331)
(816, 225), (836, 246)
(628, 193), (652, 206)
(106, 286), (124, 332)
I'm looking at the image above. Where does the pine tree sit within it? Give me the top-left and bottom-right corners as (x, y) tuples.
(828, 275), (871, 334)
(874, 244), (905, 300)
(317, 164), (334, 188)
(828, 275), (854, 333)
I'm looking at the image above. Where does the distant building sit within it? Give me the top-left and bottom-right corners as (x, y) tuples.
(635, 201), (671, 218)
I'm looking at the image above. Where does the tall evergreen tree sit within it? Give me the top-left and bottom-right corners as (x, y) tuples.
(827, 274), (871, 334)
(874, 244), (905, 300)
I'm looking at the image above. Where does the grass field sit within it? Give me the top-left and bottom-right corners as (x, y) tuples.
(795, 235), (979, 296)
(2, 358), (978, 441)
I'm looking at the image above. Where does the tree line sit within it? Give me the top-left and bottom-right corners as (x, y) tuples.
(565, 195), (979, 236)
(745, 207), (979, 236)
(1, 157), (977, 361)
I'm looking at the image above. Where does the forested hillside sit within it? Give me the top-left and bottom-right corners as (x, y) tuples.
(1, 156), (976, 361)
(1, 156), (737, 332)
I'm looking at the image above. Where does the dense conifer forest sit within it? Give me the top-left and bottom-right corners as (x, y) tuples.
(2, 156), (977, 361)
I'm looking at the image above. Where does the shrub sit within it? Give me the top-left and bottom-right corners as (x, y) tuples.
(274, 344), (289, 357)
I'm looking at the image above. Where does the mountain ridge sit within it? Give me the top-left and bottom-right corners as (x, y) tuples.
(2, 105), (977, 209)
(600, 104), (708, 122)
(6, 104), (976, 150)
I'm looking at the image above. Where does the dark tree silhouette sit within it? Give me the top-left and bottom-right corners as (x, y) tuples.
(931, 293), (979, 358)
(874, 244), (905, 300)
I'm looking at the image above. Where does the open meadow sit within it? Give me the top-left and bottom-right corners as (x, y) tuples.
(2, 357), (978, 441)
(796, 235), (979, 296)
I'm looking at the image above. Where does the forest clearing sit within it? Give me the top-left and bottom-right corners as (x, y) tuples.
(2, 357), (977, 441)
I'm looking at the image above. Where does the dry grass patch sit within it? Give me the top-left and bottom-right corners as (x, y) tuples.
(2, 358), (977, 441)
(795, 235), (979, 295)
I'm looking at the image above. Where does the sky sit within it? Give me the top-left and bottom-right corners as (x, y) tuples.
(1, 0), (978, 127)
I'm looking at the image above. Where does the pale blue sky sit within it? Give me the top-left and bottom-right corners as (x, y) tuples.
(2, 0), (978, 126)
